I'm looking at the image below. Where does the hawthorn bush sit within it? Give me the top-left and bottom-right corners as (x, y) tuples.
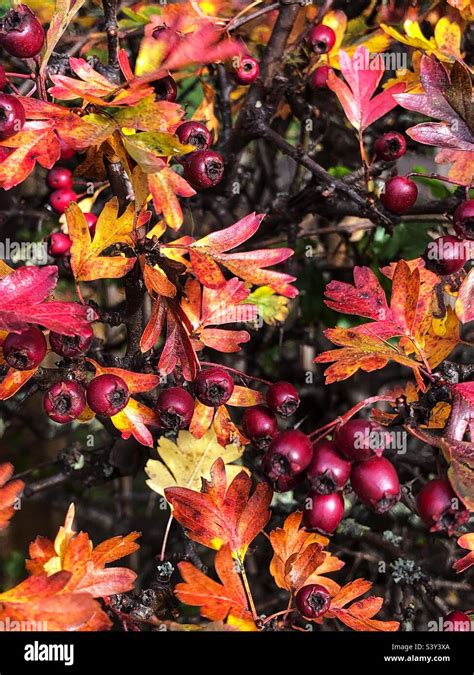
(0, 0), (472, 633)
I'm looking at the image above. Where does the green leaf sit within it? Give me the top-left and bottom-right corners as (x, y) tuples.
(123, 132), (194, 173)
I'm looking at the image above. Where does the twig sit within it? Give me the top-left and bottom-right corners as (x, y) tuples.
(101, 0), (120, 68)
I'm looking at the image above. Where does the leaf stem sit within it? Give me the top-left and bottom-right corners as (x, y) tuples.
(238, 555), (258, 621)
(160, 513), (174, 562)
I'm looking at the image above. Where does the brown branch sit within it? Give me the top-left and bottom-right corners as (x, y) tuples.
(102, 0), (120, 69)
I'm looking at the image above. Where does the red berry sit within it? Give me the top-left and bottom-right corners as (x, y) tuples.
(57, 135), (75, 160)
(262, 430), (313, 486)
(234, 56), (259, 85)
(43, 380), (86, 424)
(306, 440), (351, 494)
(295, 584), (331, 619)
(156, 386), (195, 431)
(3, 326), (46, 370)
(0, 94), (25, 140)
(0, 65), (7, 90)
(49, 326), (93, 358)
(87, 374), (130, 417)
(152, 25), (180, 61)
(336, 419), (387, 461)
(47, 166), (73, 190)
(84, 212), (98, 236)
(304, 491), (344, 534)
(47, 231), (72, 257)
(374, 132), (406, 161)
(307, 24), (336, 53)
(183, 149), (224, 189)
(309, 66), (330, 89)
(351, 456), (401, 514)
(453, 199), (474, 240)
(0, 4), (45, 59)
(270, 472), (303, 493)
(416, 478), (469, 534)
(423, 235), (468, 276)
(443, 610), (472, 632)
(49, 188), (77, 214)
(266, 381), (300, 417)
(380, 176), (418, 214)
(193, 367), (234, 407)
(242, 405), (278, 450)
(154, 75), (178, 102)
(176, 120), (212, 150)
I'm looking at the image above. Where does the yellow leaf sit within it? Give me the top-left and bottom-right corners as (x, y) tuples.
(193, 82), (219, 142)
(145, 428), (245, 497)
(381, 18), (461, 62)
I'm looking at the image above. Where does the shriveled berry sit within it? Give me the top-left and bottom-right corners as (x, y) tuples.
(183, 149), (224, 189)
(351, 456), (401, 514)
(0, 4), (45, 59)
(242, 405), (278, 450)
(307, 24), (336, 54)
(270, 472), (303, 493)
(194, 367), (234, 407)
(47, 232), (72, 257)
(296, 584), (331, 619)
(335, 419), (387, 461)
(416, 478), (469, 534)
(443, 610), (472, 632)
(49, 326), (93, 358)
(266, 381), (300, 416)
(87, 374), (130, 417)
(374, 132), (407, 161)
(43, 380), (86, 423)
(154, 75), (178, 102)
(453, 199), (474, 240)
(176, 120), (212, 150)
(47, 166), (73, 190)
(309, 66), (330, 89)
(3, 326), (46, 370)
(262, 430), (313, 486)
(49, 188), (77, 214)
(423, 235), (468, 276)
(156, 386), (195, 431)
(380, 176), (418, 214)
(0, 94), (25, 140)
(304, 490), (344, 534)
(306, 440), (351, 494)
(234, 56), (259, 85)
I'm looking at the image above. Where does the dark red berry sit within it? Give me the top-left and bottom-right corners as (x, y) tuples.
(176, 120), (212, 150)
(380, 176), (418, 214)
(193, 367), (234, 407)
(336, 419), (387, 461)
(154, 75), (178, 102)
(270, 472), (303, 493)
(304, 490), (344, 534)
(183, 149), (224, 189)
(306, 440), (351, 494)
(307, 24), (336, 54)
(453, 199), (474, 240)
(152, 25), (180, 61)
(0, 94), (25, 140)
(0, 65), (7, 90)
(266, 381), (300, 417)
(423, 235), (468, 276)
(87, 374), (130, 416)
(84, 212), (98, 236)
(50, 188), (77, 214)
(47, 231), (72, 257)
(49, 326), (93, 358)
(43, 380), (86, 424)
(416, 478), (469, 534)
(443, 610), (472, 632)
(156, 386), (195, 431)
(351, 456), (401, 514)
(242, 405), (278, 450)
(262, 430), (313, 486)
(234, 56), (259, 85)
(295, 584), (331, 619)
(0, 4), (45, 59)
(309, 66), (330, 89)
(374, 132), (406, 161)
(47, 166), (73, 190)
(57, 135), (75, 160)
(3, 326), (46, 370)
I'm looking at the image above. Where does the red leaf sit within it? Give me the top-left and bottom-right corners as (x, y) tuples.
(0, 462), (23, 531)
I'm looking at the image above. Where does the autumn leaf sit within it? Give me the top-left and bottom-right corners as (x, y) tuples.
(146, 428), (245, 497)
(0, 368), (38, 400)
(40, 0), (87, 77)
(193, 82), (219, 141)
(0, 121), (59, 190)
(326, 46), (405, 131)
(0, 265), (96, 336)
(86, 359), (161, 394)
(269, 512), (344, 595)
(246, 286), (290, 326)
(175, 545), (255, 630)
(455, 267), (474, 323)
(111, 398), (159, 448)
(0, 463), (24, 531)
(435, 148), (474, 185)
(148, 164), (196, 231)
(453, 533), (474, 574)
(165, 457), (272, 559)
(325, 579), (400, 631)
(67, 199), (138, 281)
(381, 17), (462, 62)
(371, 382), (450, 430)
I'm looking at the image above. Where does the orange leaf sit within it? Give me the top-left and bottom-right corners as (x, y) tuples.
(0, 367), (37, 400)
(326, 579), (400, 632)
(227, 385), (265, 407)
(86, 359), (161, 394)
(0, 462), (24, 531)
(111, 398), (159, 447)
(453, 533), (474, 573)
